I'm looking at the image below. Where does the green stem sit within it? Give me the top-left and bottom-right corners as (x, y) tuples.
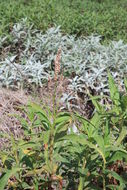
(78, 158), (86, 190)
(78, 177), (84, 190)
(48, 80), (57, 184)
(49, 130), (55, 167)
(103, 176), (106, 190)
(49, 82), (57, 167)
(50, 80), (57, 168)
(102, 169), (106, 190)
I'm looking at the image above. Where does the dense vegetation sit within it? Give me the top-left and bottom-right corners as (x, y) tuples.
(0, 74), (127, 190)
(0, 0), (127, 189)
(0, 0), (127, 42)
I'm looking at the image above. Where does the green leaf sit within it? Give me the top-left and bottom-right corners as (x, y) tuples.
(28, 102), (51, 128)
(90, 112), (101, 129)
(108, 73), (120, 106)
(0, 167), (20, 190)
(115, 127), (127, 146)
(55, 121), (69, 133)
(21, 181), (32, 189)
(76, 113), (96, 129)
(54, 127), (68, 142)
(124, 78), (127, 92)
(55, 115), (71, 125)
(121, 95), (127, 110)
(105, 169), (126, 186)
(106, 185), (121, 190)
(62, 134), (106, 166)
(90, 96), (103, 112)
(106, 145), (127, 153)
(109, 151), (127, 162)
(94, 135), (105, 155)
(104, 120), (110, 146)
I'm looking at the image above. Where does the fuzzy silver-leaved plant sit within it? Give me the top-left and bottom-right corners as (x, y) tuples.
(0, 19), (127, 94)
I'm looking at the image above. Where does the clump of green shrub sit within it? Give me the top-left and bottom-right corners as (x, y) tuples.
(0, 74), (127, 189)
(0, 0), (127, 42)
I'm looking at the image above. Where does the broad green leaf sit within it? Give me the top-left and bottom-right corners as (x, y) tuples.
(55, 121), (69, 133)
(115, 127), (127, 146)
(55, 115), (71, 125)
(94, 135), (105, 155)
(54, 129), (68, 142)
(107, 146), (127, 154)
(109, 151), (127, 162)
(90, 112), (101, 129)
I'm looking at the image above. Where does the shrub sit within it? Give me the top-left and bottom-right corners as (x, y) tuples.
(0, 74), (127, 189)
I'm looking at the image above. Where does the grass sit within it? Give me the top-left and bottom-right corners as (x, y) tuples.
(0, 0), (127, 42)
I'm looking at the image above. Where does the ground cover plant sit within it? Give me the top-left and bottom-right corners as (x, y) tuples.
(0, 0), (127, 42)
(0, 20), (127, 92)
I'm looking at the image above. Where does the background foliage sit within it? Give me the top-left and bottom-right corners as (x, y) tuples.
(0, 0), (127, 42)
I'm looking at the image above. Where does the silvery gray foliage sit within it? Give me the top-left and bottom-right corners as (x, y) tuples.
(0, 18), (127, 93)
(0, 36), (7, 48)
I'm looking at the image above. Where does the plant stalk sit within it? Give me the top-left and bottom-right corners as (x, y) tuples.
(78, 158), (86, 190)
